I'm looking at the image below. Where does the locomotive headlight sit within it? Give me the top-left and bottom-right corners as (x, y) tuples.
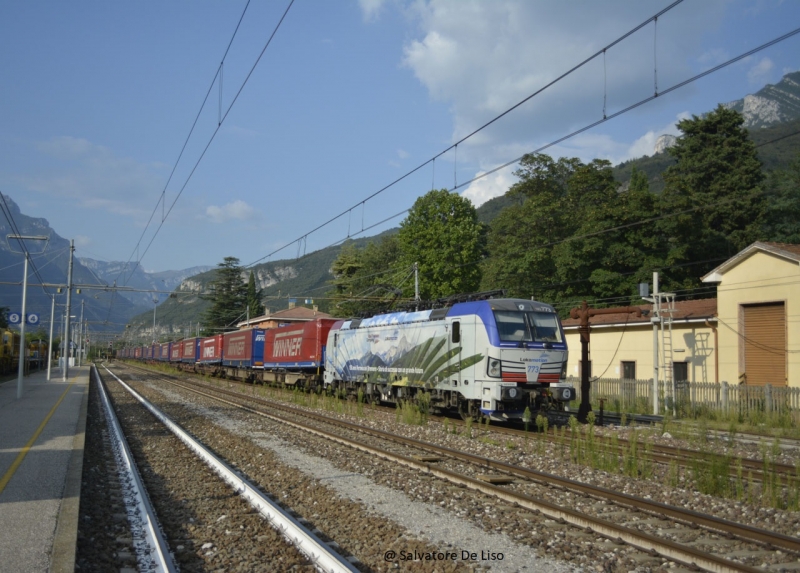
(488, 359), (501, 377)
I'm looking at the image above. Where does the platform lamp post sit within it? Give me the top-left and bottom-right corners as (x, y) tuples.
(6, 234), (49, 399)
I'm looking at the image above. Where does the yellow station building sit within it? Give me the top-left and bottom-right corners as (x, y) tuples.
(561, 241), (800, 388)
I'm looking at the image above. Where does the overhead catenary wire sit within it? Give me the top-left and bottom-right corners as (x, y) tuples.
(131, 0), (295, 276)
(245, 2), (687, 268)
(246, 22), (800, 272)
(116, 0), (254, 287)
(0, 192), (53, 297)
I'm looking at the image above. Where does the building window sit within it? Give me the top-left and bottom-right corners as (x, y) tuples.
(621, 361), (636, 380)
(673, 362), (688, 383)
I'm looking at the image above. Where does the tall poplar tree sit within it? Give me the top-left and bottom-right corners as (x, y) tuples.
(201, 257), (247, 333)
(245, 270), (265, 319)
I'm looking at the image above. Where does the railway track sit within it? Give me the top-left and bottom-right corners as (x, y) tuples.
(114, 361), (800, 573)
(130, 360), (799, 486)
(93, 364), (359, 572)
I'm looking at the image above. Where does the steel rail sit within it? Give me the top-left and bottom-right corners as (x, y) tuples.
(122, 361), (797, 483)
(114, 365), (793, 573)
(167, 361), (798, 482)
(101, 365), (359, 573)
(93, 365), (178, 573)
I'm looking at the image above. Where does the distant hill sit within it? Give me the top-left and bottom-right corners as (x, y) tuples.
(0, 194), (141, 334)
(124, 230), (396, 341)
(78, 258), (212, 309)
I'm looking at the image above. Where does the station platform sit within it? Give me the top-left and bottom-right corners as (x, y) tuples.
(0, 365), (89, 573)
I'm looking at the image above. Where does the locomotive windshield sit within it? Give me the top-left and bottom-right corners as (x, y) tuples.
(493, 311), (563, 343)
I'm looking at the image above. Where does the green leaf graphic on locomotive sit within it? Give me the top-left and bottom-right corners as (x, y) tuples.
(431, 353), (484, 381)
(417, 338), (447, 373)
(392, 336), (434, 370)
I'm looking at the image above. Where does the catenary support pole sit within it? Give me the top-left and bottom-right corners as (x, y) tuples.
(47, 294), (55, 380)
(652, 272), (660, 415)
(16, 256), (29, 399)
(63, 239), (74, 381)
(77, 299), (84, 366)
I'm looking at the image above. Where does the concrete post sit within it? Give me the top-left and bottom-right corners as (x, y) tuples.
(765, 383), (773, 413)
(721, 381), (729, 413)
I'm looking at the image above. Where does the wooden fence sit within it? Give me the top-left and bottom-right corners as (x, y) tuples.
(566, 376), (800, 416)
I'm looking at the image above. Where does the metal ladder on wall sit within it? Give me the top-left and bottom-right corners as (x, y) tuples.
(659, 293), (676, 413)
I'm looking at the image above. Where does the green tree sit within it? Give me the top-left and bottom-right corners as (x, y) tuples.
(245, 271), (265, 318)
(329, 235), (402, 317)
(762, 153), (800, 243)
(201, 257), (247, 334)
(659, 105), (765, 287)
(552, 159), (622, 299)
(481, 154), (580, 301)
(0, 307), (7, 329)
(398, 189), (485, 300)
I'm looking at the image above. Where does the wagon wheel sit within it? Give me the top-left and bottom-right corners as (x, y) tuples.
(458, 398), (481, 422)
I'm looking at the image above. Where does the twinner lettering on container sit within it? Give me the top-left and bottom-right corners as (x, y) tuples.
(273, 330), (303, 358)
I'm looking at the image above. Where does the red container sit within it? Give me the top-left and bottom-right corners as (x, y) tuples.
(170, 342), (182, 362)
(181, 337), (200, 363)
(223, 329), (265, 368)
(134, 347), (142, 359)
(159, 342), (171, 361)
(264, 319), (337, 368)
(198, 334), (223, 364)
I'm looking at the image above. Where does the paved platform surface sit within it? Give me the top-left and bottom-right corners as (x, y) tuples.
(0, 365), (89, 573)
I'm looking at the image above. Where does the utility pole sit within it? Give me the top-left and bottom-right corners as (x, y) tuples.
(17, 253), (29, 398)
(63, 239), (74, 381)
(152, 296), (158, 343)
(77, 299), (85, 367)
(47, 293), (56, 380)
(569, 301), (642, 422)
(641, 272), (675, 415)
(7, 234), (48, 399)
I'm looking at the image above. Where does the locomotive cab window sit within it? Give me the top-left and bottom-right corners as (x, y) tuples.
(451, 321), (460, 344)
(494, 311), (562, 344)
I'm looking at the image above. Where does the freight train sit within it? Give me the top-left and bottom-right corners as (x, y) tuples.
(119, 298), (574, 421)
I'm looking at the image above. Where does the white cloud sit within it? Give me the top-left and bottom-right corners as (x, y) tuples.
(748, 56), (774, 85)
(400, 0), (724, 169)
(625, 112), (688, 160)
(205, 200), (258, 224)
(460, 110), (690, 206)
(462, 168), (516, 207)
(359, 0), (388, 21)
(397, 149), (409, 159)
(74, 235), (91, 247)
(18, 136), (164, 221)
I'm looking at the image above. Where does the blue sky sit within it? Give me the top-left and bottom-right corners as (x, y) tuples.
(2, 0), (799, 274)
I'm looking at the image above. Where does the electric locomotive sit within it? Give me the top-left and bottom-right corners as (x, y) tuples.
(324, 298), (573, 421)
